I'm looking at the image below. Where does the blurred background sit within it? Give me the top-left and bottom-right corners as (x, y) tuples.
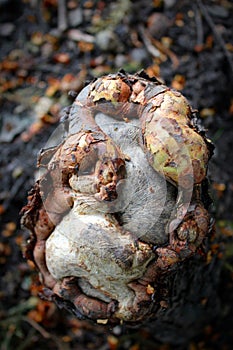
(0, 0), (233, 349)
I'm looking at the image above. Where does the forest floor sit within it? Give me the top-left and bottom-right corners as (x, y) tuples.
(0, 0), (233, 349)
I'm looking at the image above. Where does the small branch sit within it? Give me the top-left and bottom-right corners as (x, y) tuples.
(139, 25), (179, 68)
(195, 6), (204, 48)
(57, 0), (68, 32)
(150, 36), (179, 69)
(22, 316), (51, 339)
(139, 25), (161, 58)
(22, 316), (68, 350)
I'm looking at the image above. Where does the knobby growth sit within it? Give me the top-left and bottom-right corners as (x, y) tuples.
(21, 70), (214, 324)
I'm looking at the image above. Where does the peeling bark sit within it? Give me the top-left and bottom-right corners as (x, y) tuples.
(21, 70), (215, 326)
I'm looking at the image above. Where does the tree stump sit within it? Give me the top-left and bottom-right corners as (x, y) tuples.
(21, 71), (218, 343)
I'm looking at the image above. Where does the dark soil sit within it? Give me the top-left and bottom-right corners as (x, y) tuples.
(0, 0), (233, 349)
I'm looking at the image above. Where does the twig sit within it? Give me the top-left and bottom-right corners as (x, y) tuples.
(22, 316), (69, 350)
(197, 0), (233, 74)
(30, 0), (48, 31)
(57, 0), (68, 31)
(139, 25), (179, 68)
(139, 25), (161, 58)
(195, 6), (204, 48)
(22, 316), (51, 339)
(150, 36), (179, 69)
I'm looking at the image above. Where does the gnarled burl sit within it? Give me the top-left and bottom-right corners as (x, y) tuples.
(21, 70), (214, 324)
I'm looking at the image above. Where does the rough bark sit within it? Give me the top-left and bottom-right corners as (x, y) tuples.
(21, 70), (216, 332)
